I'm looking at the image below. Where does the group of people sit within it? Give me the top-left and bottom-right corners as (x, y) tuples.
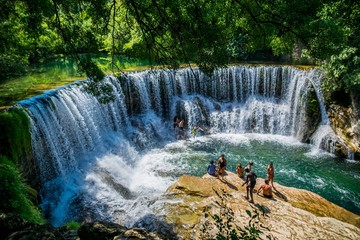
(173, 116), (205, 139)
(207, 154), (227, 178)
(207, 157), (275, 203)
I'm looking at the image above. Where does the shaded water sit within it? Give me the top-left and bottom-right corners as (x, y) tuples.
(18, 66), (360, 228)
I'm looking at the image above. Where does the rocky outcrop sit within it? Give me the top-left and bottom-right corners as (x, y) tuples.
(0, 213), (163, 240)
(164, 172), (360, 239)
(328, 103), (360, 158)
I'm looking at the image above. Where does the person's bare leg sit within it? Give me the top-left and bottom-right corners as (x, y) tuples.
(249, 187), (254, 203)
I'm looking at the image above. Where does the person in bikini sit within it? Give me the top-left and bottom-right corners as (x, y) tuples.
(267, 161), (274, 187)
(217, 154), (227, 179)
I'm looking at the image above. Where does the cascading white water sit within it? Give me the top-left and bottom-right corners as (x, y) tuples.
(19, 65), (337, 227)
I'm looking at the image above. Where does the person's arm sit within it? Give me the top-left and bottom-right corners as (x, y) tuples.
(257, 186), (263, 195)
(242, 176), (249, 186)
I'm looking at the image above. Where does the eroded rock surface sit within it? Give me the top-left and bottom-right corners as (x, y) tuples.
(164, 171), (360, 239)
(328, 103), (360, 158)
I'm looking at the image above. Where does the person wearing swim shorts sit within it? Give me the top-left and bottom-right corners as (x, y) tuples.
(257, 179), (273, 198)
(242, 168), (257, 203)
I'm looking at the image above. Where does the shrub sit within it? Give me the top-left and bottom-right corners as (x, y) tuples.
(201, 189), (272, 240)
(0, 156), (43, 224)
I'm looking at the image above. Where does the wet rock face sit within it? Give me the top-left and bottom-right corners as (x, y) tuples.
(302, 87), (321, 143)
(328, 103), (360, 158)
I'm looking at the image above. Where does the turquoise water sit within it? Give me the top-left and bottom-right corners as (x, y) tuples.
(162, 133), (360, 215)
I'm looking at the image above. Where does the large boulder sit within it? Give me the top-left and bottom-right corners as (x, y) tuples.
(328, 103), (360, 158)
(164, 171), (360, 239)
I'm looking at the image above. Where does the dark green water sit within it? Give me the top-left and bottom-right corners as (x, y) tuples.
(0, 56), (149, 108)
(162, 133), (360, 215)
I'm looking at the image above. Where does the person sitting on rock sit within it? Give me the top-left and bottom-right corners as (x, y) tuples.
(257, 179), (273, 199)
(236, 163), (244, 179)
(207, 160), (217, 176)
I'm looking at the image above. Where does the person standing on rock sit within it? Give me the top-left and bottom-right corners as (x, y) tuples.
(267, 161), (274, 187)
(217, 154), (227, 179)
(242, 168), (257, 203)
(178, 119), (185, 139)
(245, 161), (253, 172)
(173, 116), (180, 134)
(244, 161), (253, 179)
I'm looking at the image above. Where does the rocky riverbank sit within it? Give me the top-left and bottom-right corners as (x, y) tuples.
(164, 171), (360, 239)
(2, 171), (359, 239)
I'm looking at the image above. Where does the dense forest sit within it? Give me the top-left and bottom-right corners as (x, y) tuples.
(1, 0), (359, 98)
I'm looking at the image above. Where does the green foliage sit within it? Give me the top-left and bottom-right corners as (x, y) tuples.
(0, 108), (32, 164)
(1, 0), (360, 98)
(64, 220), (81, 230)
(201, 189), (272, 240)
(0, 108), (42, 223)
(0, 156), (43, 223)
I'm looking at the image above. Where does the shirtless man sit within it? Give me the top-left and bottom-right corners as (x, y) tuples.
(173, 116), (180, 133)
(257, 179), (273, 198)
(242, 168), (257, 203)
(178, 119), (185, 139)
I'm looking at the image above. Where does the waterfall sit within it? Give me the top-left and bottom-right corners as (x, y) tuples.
(19, 65), (337, 226)
(20, 66), (333, 182)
